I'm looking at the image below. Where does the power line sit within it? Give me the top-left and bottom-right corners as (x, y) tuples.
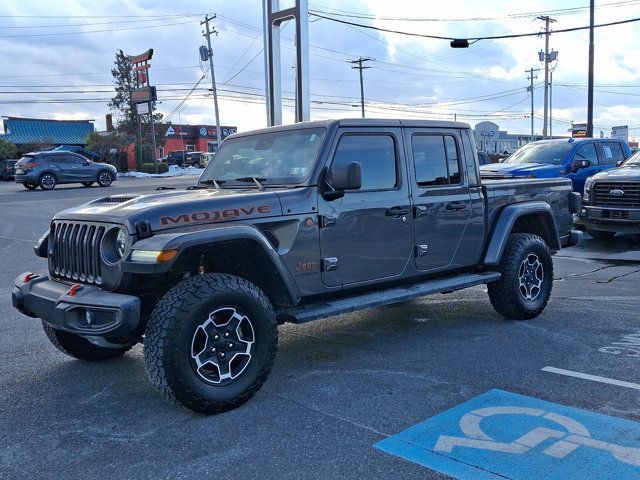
(308, 0), (640, 22)
(0, 19), (197, 38)
(310, 12), (640, 42)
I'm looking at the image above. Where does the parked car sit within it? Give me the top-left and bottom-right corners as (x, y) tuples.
(1, 159), (17, 181)
(167, 151), (204, 167)
(575, 148), (640, 238)
(199, 152), (215, 168)
(479, 138), (631, 194)
(53, 145), (100, 162)
(12, 118), (580, 414)
(14, 151), (117, 190)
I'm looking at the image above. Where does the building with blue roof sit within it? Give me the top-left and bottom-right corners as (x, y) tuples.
(0, 117), (94, 152)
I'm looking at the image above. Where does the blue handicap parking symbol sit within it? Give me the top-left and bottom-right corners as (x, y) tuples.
(375, 389), (640, 480)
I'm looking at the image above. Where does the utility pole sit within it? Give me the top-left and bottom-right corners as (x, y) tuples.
(202, 15), (222, 148)
(537, 15), (556, 139)
(587, 0), (595, 138)
(526, 67), (540, 143)
(349, 57), (371, 118)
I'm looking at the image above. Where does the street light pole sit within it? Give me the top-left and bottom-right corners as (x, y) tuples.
(587, 0), (595, 138)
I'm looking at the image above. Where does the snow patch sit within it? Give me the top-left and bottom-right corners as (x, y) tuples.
(118, 165), (203, 178)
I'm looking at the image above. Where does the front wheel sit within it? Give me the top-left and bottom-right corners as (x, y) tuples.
(488, 233), (553, 320)
(42, 323), (133, 361)
(144, 273), (278, 414)
(587, 229), (616, 239)
(97, 170), (114, 187)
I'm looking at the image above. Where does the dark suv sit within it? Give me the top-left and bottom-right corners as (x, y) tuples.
(14, 151), (118, 190)
(1, 159), (17, 180)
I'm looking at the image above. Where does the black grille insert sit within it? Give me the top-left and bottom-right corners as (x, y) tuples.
(592, 182), (640, 208)
(50, 221), (106, 284)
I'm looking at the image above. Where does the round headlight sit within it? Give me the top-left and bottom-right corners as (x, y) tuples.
(101, 227), (128, 265)
(116, 229), (126, 259)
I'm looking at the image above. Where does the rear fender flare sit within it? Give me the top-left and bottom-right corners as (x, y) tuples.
(483, 202), (560, 266)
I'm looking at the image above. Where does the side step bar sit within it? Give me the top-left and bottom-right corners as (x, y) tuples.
(279, 271), (501, 324)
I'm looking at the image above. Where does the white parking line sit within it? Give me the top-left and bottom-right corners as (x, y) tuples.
(542, 366), (640, 391)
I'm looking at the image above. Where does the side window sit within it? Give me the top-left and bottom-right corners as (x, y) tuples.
(598, 142), (625, 165)
(49, 155), (66, 165)
(412, 134), (462, 187)
(575, 143), (598, 165)
(332, 134), (397, 191)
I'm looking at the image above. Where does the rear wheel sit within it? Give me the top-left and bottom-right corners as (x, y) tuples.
(81, 181), (94, 187)
(488, 233), (553, 320)
(144, 273), (278, 414)
(42, 323), (133, 361)
(38, 173), (56, 190)
(587, 229), (616, 239)
(97, 170), (114, 187)
(23, 182), (38, 190)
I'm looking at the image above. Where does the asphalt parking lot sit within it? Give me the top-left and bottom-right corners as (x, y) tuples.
(1, 177), (639, 480)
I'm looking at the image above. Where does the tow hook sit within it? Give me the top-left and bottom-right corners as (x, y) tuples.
(23, 272), (39, 283)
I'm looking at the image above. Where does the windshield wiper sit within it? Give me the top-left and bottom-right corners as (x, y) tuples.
(234, 176), (266, 191)
(198, 179), (226, 189)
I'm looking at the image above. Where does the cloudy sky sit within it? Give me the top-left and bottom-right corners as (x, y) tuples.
(1, 0), (639, 141)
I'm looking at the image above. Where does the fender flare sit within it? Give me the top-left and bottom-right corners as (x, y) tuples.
(483, 201), (560, 266)
(124, 224), (301, 304)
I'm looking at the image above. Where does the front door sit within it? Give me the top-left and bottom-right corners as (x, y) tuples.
(567, 142), (601, 193)
(405, 129), (472, 272)
(318, 128), (413, 287)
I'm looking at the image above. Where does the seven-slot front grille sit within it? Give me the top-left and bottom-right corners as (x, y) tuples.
(50, 221), (106, 284)
(592, 182), (640, 208)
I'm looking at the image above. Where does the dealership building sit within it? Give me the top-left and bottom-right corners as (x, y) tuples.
(473, 121), (554, 154)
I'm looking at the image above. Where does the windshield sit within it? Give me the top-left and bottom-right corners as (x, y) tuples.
(504, 142), (573, 165)
(624, 150), (640, 166)
(199, 128), (327, 185)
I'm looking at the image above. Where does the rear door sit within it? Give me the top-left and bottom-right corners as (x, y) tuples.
(405, 128), (472, 272)
(318, 127), (413, 287)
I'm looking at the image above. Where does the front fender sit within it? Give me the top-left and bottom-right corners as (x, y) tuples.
(123, 224), (300, 303)
(483, 201), (560, 266)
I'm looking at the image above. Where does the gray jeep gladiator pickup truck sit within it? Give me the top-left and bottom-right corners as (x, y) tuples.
(12, 119), (581, 414)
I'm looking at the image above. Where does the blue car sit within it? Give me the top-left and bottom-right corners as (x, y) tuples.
(479, 138), (631, 194)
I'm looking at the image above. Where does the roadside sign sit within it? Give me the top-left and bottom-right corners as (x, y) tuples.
(137, 102), (149, 115)
(611, 126), (629, 142)
(375, 389), (640, 479)
(572, 123), (588, 138)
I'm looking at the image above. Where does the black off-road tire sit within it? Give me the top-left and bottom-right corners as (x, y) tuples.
(81, 181), (94, 187)
(38, 173), (57, 190)
(42, 322), (132, 361)
(97, 170), (114, 187)
(587, 228), (616, 239)
(23, 182), (38, 190)
(488, 233), (553, 320)
(144, 273), (278, 414)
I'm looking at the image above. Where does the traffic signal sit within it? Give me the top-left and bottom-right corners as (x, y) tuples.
(450, 39), (470, 48)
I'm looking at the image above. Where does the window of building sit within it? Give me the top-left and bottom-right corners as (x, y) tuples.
(186, 142), (195, 151)
(331, 134), (397, 191)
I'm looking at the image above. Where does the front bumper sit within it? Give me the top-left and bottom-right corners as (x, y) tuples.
(12, 273), (140, 337)
(575, 206), (640, 234)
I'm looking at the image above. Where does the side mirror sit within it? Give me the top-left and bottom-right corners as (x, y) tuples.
(322, 162), (361, 201)
(330, 162), (361, 190)
(572, 159), (591, 171)
(616, 160), (624, 167)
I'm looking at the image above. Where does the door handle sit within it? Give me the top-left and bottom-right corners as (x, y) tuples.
(385, 207), (410, 217)
(445, 202), (467, 212)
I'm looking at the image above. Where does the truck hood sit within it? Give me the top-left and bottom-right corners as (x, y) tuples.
(592, 165), (640, 182)
(480, 162), (563, 178)
(53, 188), (284, 233)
